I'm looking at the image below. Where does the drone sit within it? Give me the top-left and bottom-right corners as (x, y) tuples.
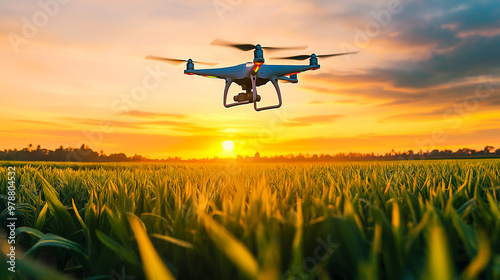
(146, 39), (359, 111)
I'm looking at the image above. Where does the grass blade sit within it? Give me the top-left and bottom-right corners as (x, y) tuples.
(37, 173), (78, 240)
(128, 214), (175, 280)
(151, 233), (194, 249)
(204, 215), (258, 279)
(96, 229), (139, 265)
(24, 233), (89, 267)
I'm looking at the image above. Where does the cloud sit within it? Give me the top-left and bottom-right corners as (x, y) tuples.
(303, 1), (500, 91)
(62, 117), (142, 129)
(377, 1), (500, 88)
(309, 31), (500, 90)
(380, 108), (448, 122)
(287, 114), (343, 126)
(60, 116), (218, 134)
(12, 119), (68, 127)
(444, 1), (500, 33)
(118, 110), (186, 119)
(385, 35), (500, 88)
(303, 79), (500, 115)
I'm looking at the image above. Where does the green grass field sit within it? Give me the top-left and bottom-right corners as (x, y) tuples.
(1, 160), (500, 280)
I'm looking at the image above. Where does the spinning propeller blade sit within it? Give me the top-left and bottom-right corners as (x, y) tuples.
(270, 51), (360, 60)
(210, 39), (307, 52)
(145, 55), (218, 66)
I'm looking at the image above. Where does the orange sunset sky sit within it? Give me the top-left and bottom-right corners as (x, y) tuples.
(1, 0), (499, 159)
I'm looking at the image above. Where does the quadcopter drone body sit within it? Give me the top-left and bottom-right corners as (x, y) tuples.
(184, 51), (319, 111)
(146, 40), (358, 111)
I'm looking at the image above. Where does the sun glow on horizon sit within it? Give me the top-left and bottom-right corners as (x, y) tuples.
(222, 140), (234, 151)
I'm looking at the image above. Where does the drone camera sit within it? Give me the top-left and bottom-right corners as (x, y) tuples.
(233, 92), (261, 103)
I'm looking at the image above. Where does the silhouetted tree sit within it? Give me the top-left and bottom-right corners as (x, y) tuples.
(484, 145), (495, 154)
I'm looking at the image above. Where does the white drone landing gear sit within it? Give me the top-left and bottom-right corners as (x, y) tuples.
(251, 75), (282, 111)
(223, 75), (282, 111)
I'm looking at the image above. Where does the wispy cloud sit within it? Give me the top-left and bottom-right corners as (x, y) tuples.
(60, 116), (219, 134)
(12, 119), (68, 127)
(118, 110), (186, 119)
(287, 114), (343, 126)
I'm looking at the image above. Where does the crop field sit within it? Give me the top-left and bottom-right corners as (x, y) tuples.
(1, 160), (500, 280)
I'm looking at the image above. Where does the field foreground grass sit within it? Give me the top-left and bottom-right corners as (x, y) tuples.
(1, 160), (500, 280)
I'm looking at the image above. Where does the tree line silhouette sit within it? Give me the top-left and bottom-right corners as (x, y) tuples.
(1, 144), (500, 163)
(0, 144), (148, 162)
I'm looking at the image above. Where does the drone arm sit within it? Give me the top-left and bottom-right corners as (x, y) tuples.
(223, 78), (250, 108)
(253, 76), (282, 111)
(277, 74), (298, 83)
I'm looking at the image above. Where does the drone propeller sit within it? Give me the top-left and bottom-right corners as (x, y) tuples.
(210, 39), (307, 52)
(145, 55), (218, 66)
(270, 51), (360, 60)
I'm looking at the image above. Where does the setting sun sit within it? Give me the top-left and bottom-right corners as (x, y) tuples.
(222, 140), (234, 151)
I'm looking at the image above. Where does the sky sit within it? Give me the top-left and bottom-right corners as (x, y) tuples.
(1, 0), (499, 159)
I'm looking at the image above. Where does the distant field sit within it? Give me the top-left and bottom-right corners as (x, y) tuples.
(1, 160), (500, 280)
